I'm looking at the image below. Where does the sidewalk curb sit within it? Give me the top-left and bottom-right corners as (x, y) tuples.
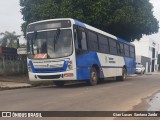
(0, 84), (32, 91)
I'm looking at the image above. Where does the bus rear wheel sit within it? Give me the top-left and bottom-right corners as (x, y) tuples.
(116, 68), (126, 81)
(87, 67), (98, 86)
(54, 81), (65, 87)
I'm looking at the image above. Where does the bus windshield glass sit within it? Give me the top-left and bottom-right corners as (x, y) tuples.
(27, 29), (72, 59)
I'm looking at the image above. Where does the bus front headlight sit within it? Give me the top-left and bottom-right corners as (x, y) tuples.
(67, 61), (73, 70)
(27, 64), (32, 72)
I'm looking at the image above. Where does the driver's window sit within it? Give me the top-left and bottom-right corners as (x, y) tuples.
(76, 27), (87, 50)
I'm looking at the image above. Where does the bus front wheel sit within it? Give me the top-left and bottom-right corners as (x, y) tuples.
(116, 68), (127, 81)
(87, 67), (98, 86)
(54, 81), (65, 87)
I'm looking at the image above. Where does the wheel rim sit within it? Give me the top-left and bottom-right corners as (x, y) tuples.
(91, 72), (97, 84)
(123, 69), (126, 80)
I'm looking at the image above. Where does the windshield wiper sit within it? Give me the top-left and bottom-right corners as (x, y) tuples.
(53, 29), (61, 51)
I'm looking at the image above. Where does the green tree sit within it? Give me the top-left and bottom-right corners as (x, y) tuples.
(0, 31), (21, 48)
(20, 0), (159, 42)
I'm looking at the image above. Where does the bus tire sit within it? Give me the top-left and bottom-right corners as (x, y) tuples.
(116, 68), (127, 81)
(54, 81), (65, 87)
(87, 67), (98, 86)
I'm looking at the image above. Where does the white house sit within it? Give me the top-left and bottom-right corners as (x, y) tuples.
(132, 36), (159, 72)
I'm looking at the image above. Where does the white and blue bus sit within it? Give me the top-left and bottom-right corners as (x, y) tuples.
(26, 18), (136, 86)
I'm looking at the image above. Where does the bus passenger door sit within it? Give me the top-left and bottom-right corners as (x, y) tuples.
(73, 26), (90, 80)
(74, 26), (87, 53)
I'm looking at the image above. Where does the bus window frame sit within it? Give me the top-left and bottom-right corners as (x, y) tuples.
(73, 25), (88, 55)
(73, 25), (135, 59)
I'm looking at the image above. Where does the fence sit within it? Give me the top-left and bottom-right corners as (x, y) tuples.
(0, 55), (27, 75)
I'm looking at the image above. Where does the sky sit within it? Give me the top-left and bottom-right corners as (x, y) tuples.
(149, 0), (160, 43)
(0, 0), (159, 44)
(0, 0), (23, 34)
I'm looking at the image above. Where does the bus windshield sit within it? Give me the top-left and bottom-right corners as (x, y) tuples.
(27, 29), (72, 59)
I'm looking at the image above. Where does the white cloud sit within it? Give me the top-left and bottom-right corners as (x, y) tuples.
(149, 0), (160, 44)
(0, 0), (23, 34)
(0, 0), (24, 43)
(138, 0), (160, 51)
(150, 0), (160, 24)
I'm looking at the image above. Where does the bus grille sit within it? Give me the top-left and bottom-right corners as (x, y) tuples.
(37, 75), (61, 79)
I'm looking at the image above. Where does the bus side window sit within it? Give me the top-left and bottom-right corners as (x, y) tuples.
(130, 46), (135, 58)
(77, 27), (87, 50)
(120, 43), (124, 56)
(109, 39), (117, 55)
(117, 42), (121, 55)
(87, 31), (98, 51)
(74, 29), (79, 49)
(98, 35), (109, 54)
(124, 44), (130, 57)
(117, 42), (124, 56)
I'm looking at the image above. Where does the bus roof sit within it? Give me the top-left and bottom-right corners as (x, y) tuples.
(28, 18), (134, 46)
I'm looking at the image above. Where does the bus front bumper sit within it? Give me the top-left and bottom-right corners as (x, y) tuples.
(28, 70), (77, 81)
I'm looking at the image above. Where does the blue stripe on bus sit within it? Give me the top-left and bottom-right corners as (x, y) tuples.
(117, 38), (136, 74)
(76, 52), (136, 80)
(117, 37), (134, 46)
(29, 60), (69, 73)
(124, 57), (136, 74)
(74, 20), (86, 28)
(29, 61), (36, 73)
(76, 52), (104, 80)
(77, 66), (123, 69)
